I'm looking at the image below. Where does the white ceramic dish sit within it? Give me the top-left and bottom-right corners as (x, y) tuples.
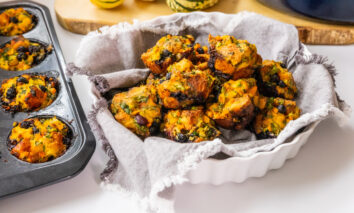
(187, 121), (319, 184)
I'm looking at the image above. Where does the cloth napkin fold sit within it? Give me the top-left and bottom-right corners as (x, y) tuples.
(67, 12), (350, 213)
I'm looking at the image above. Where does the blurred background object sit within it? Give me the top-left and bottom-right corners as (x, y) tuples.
(55, 0), (354, 44)
(166, 0), (219, 12)
(286, 0), (354, 24)
(259, 0), (354, 24)
(90, 0), (124, 9)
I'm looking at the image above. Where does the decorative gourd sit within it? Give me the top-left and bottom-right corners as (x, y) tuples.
(90, 0), (124, 9)
(167, 0), (219, 12)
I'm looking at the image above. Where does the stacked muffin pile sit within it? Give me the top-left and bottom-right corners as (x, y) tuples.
(110, 34), (300, 142)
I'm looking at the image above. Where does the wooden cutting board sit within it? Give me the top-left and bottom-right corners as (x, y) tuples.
(55, 0), (354, 45)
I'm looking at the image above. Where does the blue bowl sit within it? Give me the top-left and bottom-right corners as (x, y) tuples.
(286, 0), (354, 24)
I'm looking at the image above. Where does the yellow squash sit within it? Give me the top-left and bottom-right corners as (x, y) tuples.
(90, 0), (124, 9)
(167, 0), (219, 12)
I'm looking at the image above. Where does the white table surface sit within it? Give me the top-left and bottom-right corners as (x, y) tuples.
(1, 0), (354, 212)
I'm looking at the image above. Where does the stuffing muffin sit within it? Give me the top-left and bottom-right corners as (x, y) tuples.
(141, 35), (195, 75)
(253, 96), (301, 138)
(208, 35), (262, 80)
(188, 43), (210, 65)
(0, 74), (58, 113)
(145, 72), (161, 87)
(0, 8), (36, 36)
(161, 106), (220, 142)
(157, 58), (215, 109)
(0, 36), (52, 71)
(206, 78), (258, 130)
(110, 84), (162, 137)
(256, 60), (297, 100)
(7, 116), (72, 163)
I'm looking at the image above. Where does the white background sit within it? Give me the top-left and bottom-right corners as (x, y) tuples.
(1, 0), (354, 212)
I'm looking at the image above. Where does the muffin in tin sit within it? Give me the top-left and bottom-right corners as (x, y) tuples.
(206, 78), (258, 130)
(141, 34), (195, 75)
(110, 84), (162, 138)
(161, 106), (220, 143)
(7, 116), (72, 163)
(0, 73), (58, 113)
(208, 34), (262, 80)
(0, 8), (36, 36)
(256, 60), (297, 100)
(0, 36), (52, 71)
(253, 96), (301, 138)
(157, 58), (215, 109)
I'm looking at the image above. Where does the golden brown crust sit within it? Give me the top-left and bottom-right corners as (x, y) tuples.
(145, 73), (160, 87)
(110, 84), (162, 137)
(0, 74), (58, 113)
(141, 35), (195, 75)
(157, 58), (215, 109)
(0, 36), (52, 71)
(253, 96), (301, 138)
(161, 106), (220, 142)
(206, 78), (258, 130)
(0, 8), (36, 36)
(208, 34), (262, 80)
(113, 34), (303, 142)
(214, 96), (255, 130)
(8, 116), (71, 163)
(256, 60), (298, 100)
(188, 43), (210, 65)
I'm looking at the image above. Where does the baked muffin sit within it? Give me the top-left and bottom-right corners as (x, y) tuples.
(208, 34), (262, 80)
(253, 96), (301, 138)
(0, 36), (52, 71)
(157, 58), (215, 109)
(206, 78), (258, 130)
(7, 116), (72, 163)
(256, 60), (297, 100)
(162, 106), (220, 143)
(188, 43), (209, 65)
(141, 35), (195, 75)
(110, 84), (162, 137)
(0, 8), (36, 36)
(0, 74), (58, 113)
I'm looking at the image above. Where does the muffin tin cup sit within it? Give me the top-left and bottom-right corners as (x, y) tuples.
(0, 71), (60, 114)
(0, 37), (52, 72)
(0, 1), (95, 198)
(0, 7), (38, 37)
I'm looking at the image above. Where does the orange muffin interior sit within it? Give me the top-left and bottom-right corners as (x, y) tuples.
(8, 116), (71, 163)
(0, 8), (36, 36)
(0, 74), (58, 113)
(0, 36), (52, 71)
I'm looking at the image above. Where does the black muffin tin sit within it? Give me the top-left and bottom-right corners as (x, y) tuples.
(0, 1), (95, 198)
